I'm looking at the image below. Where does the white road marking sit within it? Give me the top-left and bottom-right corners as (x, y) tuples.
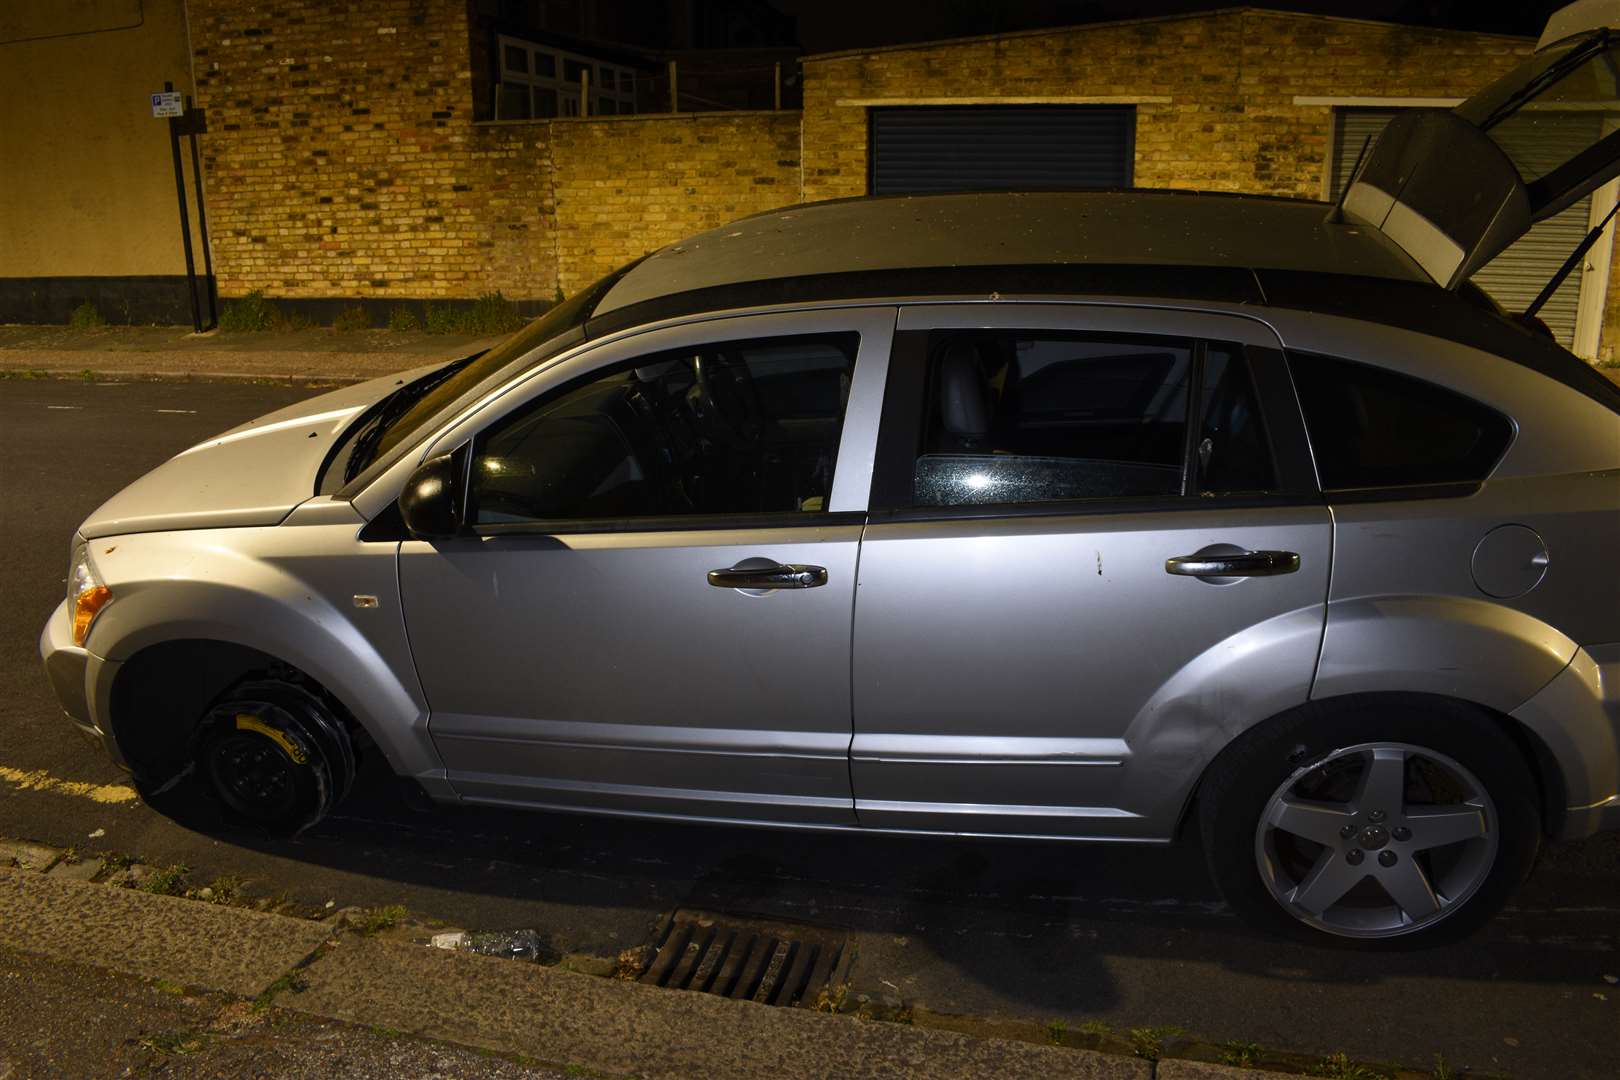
(155, 409), (197, 414)
(45, 405), (81, 410)
(0, 765), (138, 805)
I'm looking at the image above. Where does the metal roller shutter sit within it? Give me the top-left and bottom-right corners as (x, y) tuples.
(869, 106), (1134, 196)
(1329, 107), (1596, 347)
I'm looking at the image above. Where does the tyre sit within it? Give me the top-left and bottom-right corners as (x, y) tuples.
(1198, 695), (1540, 946)
(196, 679), (356, 833)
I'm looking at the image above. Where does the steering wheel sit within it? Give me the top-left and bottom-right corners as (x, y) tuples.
(688, 353), (764, 449)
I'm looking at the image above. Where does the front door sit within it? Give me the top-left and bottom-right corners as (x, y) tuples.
(397, 308), (895, 825)
(851, 305), (1331, 839)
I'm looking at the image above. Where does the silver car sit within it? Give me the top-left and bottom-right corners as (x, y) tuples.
(39, 18), (1620, 945)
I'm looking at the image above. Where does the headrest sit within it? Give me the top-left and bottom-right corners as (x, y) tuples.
(938, 341), (990, 439)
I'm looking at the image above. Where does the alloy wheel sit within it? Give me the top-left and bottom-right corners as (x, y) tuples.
(1253, 742), (1498, 939)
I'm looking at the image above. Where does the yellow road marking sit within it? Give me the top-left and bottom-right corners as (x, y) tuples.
(0, 765), (138, 805)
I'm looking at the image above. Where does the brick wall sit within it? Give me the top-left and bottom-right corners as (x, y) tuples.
(801, 11), (1251, 202)
(183, 3), (1619, 359)
(800, 10), (1532, 202)
(1233, 12), (1529, 197)
(189, 0), (557, 301)
(549, 111), (801, 294)
(188, 0), (794, 304)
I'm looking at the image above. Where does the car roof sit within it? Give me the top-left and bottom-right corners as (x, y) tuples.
(590, 190), (1429, 319)
(571, 191), (1617, 414)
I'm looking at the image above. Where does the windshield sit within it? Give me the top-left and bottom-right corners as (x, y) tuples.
(327, 267), (632, 496)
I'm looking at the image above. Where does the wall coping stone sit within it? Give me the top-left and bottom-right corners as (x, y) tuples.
(801, 5), (1531, 63)
(475, 109), (801, 130)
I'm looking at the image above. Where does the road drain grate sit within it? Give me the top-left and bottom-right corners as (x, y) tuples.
(640, 909), (852, 1007)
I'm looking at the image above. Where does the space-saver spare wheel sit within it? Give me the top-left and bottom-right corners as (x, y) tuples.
(196, 679), (356, 832)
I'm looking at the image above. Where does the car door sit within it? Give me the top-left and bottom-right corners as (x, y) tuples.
(850, 304), (1331, 839)
(397, 307), (895, 825)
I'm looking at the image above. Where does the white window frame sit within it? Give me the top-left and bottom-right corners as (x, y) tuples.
(496, 34), (637, 119)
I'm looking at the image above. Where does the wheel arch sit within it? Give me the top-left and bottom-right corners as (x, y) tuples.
(94, 605), (441, 791)
(1175, 690), (1565, 839)
(83, 530), (446, 793)
(107, 638), (365, 783)
(1313, 595), (1576, 718)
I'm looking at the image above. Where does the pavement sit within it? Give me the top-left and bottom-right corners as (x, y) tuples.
(0, 942), (580, 1080)
(1, 347), (1618, 1079)
(0, 324), (499, 382)
(0, 863), (1173, 1080)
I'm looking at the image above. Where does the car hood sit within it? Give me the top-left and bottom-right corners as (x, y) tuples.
(78, 363), (446, 540)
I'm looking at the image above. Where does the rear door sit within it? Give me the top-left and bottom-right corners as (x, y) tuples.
(850, 304), (1330, 839)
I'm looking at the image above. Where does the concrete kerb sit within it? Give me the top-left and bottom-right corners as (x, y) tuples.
(0, 867), (329, 999)
(0, 866), (1174, 1080)
(0, 327), (502, 384)
(0, 360), (402, 385)
(296, 935), (1150, 1080)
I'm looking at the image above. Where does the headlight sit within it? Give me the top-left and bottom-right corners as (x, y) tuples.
(68, 542), (112, 647)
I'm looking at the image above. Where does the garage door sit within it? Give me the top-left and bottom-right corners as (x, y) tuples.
(869, 106), (1134, 196)
(1330, 107), (1599, 348)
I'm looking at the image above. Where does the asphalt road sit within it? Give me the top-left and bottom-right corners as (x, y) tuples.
(2, 378), (1616, 1079)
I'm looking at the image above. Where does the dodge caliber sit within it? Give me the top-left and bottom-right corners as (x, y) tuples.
(40, 14), (1620, 944)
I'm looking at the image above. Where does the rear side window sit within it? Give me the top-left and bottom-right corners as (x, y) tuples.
(911, 331), (1274, 508)
(1288, 354), (1512, 491)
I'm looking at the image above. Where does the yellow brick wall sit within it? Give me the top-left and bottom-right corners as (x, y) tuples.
(549, 111), (802, 294)
(801, 10), (1532, 202)
(1233, 12), (1530, 197)
(186, 3), (1618, 356)
(189, 0), (556, 300)
(188, 1), (796, 303)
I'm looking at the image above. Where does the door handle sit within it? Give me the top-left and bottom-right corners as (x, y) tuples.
(707, 563), (828, 590)
(1165, 549), (1300, 577)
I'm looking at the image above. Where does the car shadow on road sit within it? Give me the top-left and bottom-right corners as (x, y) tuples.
(137, 752), (1615, 1027)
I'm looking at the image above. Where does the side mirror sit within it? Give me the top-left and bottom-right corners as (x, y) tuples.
(398, 451), (465, 539)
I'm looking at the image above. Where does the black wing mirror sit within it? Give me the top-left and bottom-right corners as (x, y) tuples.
(398, 449), (467, 540)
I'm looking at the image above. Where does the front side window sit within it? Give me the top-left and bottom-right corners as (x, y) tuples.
(911, 332), (1273, 508)
(471, 334), (857, 526)
(1288, 353), (1513, 491)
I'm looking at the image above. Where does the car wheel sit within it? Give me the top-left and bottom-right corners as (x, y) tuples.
(1199, 696), (1540, 946)
(197, 679), (355, 833)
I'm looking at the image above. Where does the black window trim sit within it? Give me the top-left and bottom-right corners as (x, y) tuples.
(469, 509), (868, 539)
(867, 328), (1321, 522)
(1283, 349), (1517, 501)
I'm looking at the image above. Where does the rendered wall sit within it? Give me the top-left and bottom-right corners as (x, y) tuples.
(0, 0), (206, 321)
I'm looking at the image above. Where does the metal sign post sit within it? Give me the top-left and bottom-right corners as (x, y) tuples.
(154, 81), (212, 331)
(182, 94), (217, 329)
